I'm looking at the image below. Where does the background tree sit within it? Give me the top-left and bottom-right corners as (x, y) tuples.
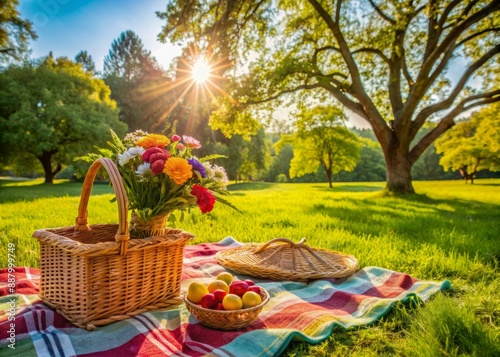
(103, 30), (174, 132)
(0, 0), (36, 63)
(0, 55), (126, 183)
(158, 0), (500, 194)
(75, 50), (96, 74)
(435, 104), (500, 183)
(275, 105), (361, 188)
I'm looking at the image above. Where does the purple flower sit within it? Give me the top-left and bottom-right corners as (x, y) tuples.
(188, 158), (207, 178)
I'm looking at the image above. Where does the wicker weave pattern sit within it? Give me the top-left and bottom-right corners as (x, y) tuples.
(33, 158), (194, 330)
(184, 287), (270, 330)
(215, 238), (358, 282)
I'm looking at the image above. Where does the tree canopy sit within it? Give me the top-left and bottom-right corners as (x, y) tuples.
(103, 30), (183, 133)
(0, 55), (126, 183)
(0, 0), (36, 63)
(275, 105), (361, 187)
(75, 50), (96, 74)
(435, 103), (500, 183)
(158, 0), (500, 193)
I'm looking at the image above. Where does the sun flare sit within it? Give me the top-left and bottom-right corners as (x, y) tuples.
(191, 59), (211, 83)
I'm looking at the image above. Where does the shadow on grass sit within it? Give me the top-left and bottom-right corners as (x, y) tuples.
(0, 181), (113, 204)
(309, 193), (500, 262)
(228, 182), (276, 191)
(311, 184), (385, 192)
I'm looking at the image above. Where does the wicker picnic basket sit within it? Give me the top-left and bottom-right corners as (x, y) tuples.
(184, 287), (270, 330)
(33, 158), (194, 331)
(215, 238), (358, 282)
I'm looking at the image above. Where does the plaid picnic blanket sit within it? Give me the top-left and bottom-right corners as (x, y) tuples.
(1, 238), (451, 356)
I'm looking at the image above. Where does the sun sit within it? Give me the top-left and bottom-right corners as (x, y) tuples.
(191, 59), (211, 84)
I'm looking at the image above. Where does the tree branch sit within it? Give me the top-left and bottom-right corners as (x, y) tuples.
(437, 0), (463, 28)
(245, 80), (368, 121)
(241, 0), (267, 28)
(367, 0), (396, 24)
(411, 43), (500, 139)
(307, 0), (388, 135)
(351, 47), (390, 64)
(457, 27), (500, 47)
(413, 1), (500, 106)
(335, 0), (342, 24)
(402, 55), (414, 86)
(312, 46), (341, 67)
(409, 89), (500, 165)
(389, 29), (406, 118)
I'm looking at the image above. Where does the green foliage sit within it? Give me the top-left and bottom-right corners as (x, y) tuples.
(275, 173), (287, 183)
(0, 55), (126, 182)
(75, 50), (96, 74)
(103, 30), (175, 133)
(0, 0), (37, 63)
(213, 128), (271, 181)
(276, 105), (362, 187)
(1, 179), (499, 355)
(435, 104), (500, 176)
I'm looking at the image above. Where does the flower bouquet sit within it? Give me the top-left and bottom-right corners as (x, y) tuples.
(79, 130), (236, 238)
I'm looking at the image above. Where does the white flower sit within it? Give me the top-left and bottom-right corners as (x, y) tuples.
(203, 162), (228, 187)
(118, 146), (145, 166)
(135, 162), (151, 177)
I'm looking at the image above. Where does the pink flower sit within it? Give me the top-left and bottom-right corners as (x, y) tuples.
(177, 143), (185, 150)
(190, 184), (215, 213)
(151, 160), (166, 175)
(182, 135), (201, 149)
(142, 147), (164, 163)
(171, 134), (181, 142)
(149, 151), (170, 164)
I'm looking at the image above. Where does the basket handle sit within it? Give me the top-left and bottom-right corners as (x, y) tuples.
(253, 237), (307, 253)
(253, 237), (339, 272)
(75, 158), (130, 255)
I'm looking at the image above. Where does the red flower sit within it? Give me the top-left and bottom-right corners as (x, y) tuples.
(142, 147), (163, 162)
(190, 184), (216, 213)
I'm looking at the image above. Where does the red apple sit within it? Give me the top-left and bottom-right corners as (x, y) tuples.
(229, 281), (249, 297)
(212, 289), (227, 303)
(244, 279), (255, 286)
(215, 303), (225, 310)
(247, 285), (261, 294)
(200, 293), (217, 309)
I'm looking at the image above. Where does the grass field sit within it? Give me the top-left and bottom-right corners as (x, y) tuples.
(1, 178), (499, 356)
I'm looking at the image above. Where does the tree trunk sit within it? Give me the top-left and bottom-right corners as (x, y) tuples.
(36, 151), (61, 184)
(324, 167), (333, 188)
(384, 146), (415, 194)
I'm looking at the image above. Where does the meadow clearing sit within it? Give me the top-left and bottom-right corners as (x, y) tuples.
(1, 178), (499, 356)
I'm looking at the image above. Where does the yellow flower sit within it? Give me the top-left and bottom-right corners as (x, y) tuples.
(163, 157), (193, 185)
(136, 134), (170, 148)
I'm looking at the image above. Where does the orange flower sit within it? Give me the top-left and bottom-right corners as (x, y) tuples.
(136, 134), (170, 148)
(163, 157), (193, 185)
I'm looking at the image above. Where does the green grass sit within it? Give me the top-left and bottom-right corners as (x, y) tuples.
(1, 178), (499, 356)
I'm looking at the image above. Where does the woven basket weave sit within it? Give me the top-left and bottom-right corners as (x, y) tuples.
(33, 158), (194, 330)
(215, 238), (358, 282)
(184, 287), (270, 330)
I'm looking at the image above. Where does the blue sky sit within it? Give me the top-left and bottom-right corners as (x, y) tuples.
(19, 0), (182, 71)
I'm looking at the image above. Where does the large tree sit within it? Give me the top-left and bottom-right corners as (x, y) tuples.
(0, 0), (36, 63)
(103, 30), (174, 132)
(435, 103), (500, 183)
(275, 105), (362, 188)
(158, 0), (500, 193)
(0, 55), (126, 183)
